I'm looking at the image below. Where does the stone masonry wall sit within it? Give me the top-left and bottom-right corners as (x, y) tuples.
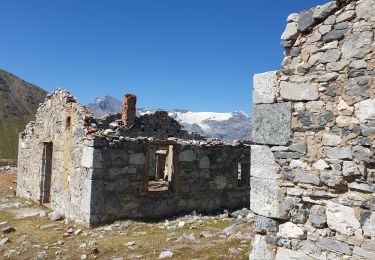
(82, 138), (250, 225)
(17, 89), (95, 225)
(250, 0), (375, 259)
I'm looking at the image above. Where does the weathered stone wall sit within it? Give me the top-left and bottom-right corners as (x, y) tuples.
(97, 111), (200, 140)
(17, 89), (95, 225)
(250, 0), (375, 259)
(83, 138), (250, 225)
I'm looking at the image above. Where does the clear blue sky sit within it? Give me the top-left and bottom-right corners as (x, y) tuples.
(1, 0), (327, 115)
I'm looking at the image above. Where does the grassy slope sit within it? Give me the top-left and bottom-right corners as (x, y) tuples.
(0, 69), (47, 159)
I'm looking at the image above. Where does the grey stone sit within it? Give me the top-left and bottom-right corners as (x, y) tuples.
(278, 222), (306, 239)
(350, 60), (368, 69)
(347, 137), (372, 146)
(342, 161), (363, 177)
(355, 99), (375, 124)
(348, 182), (375, 193)
(326, 201), (361, 236)
(345, 78), (369, 97)
(198, 156), (210, 169)
(336, 10), (356, 23)
(48, 212), (62, 221)
(275, 248), (312, 260)
(252, 103), (291, 146)
(129, 153), (145, 165)
(298, 12), (315, 32)
(319, 237), (351, 255)
(356, 0), (375, 19)
(178, 150), (196, 162)
(323, 29), (347, 42)
(250, 177), (288, 219)
(251, 145), (277, 179)
(81, 147), (103, 168)
(249, 235), (274, 260)
(304, 240), (321, 256)
(288, 143), (306, 154)
(326, 147), (352, 159)
(319, 111), (334, 126)
(342, 32), (374, 59)
(298, 112), (313, 126)
(290, 47), (301, 57)
(323, 133), (342, 146)
(290, 208), (308, 224)
(253, 71), (277, 104)
(282, 22), (299, 40)
(353, 246), (375, 259)
(158, 251), (173, 259)
(353, 145), (374, 163)
(294, 171), (320, 186)
(280, 82), (319, 101)
(362, 212), (375, 237)
(254, 215), (278, 234)
(320, 170), (345, 188)
(0, 237), (10, 245)
(313, 1), (337, 20)
(287, 13), (299, 23)
(362, 127), (375, 136)
(321, 49), (341, 63)
(310, 205), (326, 228)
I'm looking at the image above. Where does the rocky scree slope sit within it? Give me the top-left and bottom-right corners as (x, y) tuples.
(0, 70), (47, 159)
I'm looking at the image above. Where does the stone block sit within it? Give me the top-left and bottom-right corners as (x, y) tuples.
(353, 246), (375, 259)
(249, 235), (274, 260)
(310, 205), (326, 228)
(81, 147), (103, 169)
(275, 248), (312, 260)
(294, 171), (320, 186)
(326, 147), (352, 159)
(356, 0), (375, 19)
(254, 215), (278, 234)
(280, 82), (319, 101)
(298, 12), (315, 32)
(355, 99), (375, 124)
(198, 156), (210, 169)
(319, 237), (351, 255)
(362, 212), (375, 237)
(179, 150), (196, 162)
(250, 145), (277, 179)
(250, 177), (288, 219)
(252, 103), (291, 145)
(129, 153), (145, 165)
(281, 22), (299, 40)
(277, 222), (306, 239)
(313, 1), (337, 19)
(326, 201), (361, 236)
(253, 71), (277, 104)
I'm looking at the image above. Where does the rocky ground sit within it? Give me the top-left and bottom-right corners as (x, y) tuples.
(0, 171), (254, 259)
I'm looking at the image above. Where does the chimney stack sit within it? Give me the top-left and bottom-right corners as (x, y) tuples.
(122, 94), (137, 127)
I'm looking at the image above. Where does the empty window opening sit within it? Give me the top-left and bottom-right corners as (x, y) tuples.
(41, 142), (53, 205)
(66, 116), (71, 130)
(238, 162), (250, 187)
(148, 144), (176, 192)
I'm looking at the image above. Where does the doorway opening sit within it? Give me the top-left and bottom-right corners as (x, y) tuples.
(41, 142), (53, 205)
(238, 162), (250, 187)
(147, 143), (176, 192)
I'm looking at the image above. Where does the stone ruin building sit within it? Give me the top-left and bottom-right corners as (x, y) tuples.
(15, 0), (375, 258)
(16, 90), (250, 226)
(249, 0), (375, 259)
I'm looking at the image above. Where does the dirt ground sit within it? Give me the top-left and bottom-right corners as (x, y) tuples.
(0, 172), (254, 259)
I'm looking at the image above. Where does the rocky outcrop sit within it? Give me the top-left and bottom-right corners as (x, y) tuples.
(250, 0), (375, 258)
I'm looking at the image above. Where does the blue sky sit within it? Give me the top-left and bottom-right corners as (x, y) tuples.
(1, 0), (328, 115)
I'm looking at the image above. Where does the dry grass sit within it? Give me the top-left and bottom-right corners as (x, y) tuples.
(0, 173), (253, 259)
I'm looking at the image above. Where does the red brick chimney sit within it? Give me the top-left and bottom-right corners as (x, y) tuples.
(122, 94), (137, 127)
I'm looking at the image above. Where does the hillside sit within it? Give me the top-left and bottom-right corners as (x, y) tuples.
(88, 96), (252, 142)
(0, 69), (47, 159)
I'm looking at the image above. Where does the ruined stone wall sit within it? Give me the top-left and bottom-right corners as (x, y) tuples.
(97, 111), (201, 140)
(17, 90), (94, 225)
(82, 138), (250, 225)
(250, 0), (375, 259)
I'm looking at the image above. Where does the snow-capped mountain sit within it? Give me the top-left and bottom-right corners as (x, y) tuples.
(88, 96), (252, 142)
